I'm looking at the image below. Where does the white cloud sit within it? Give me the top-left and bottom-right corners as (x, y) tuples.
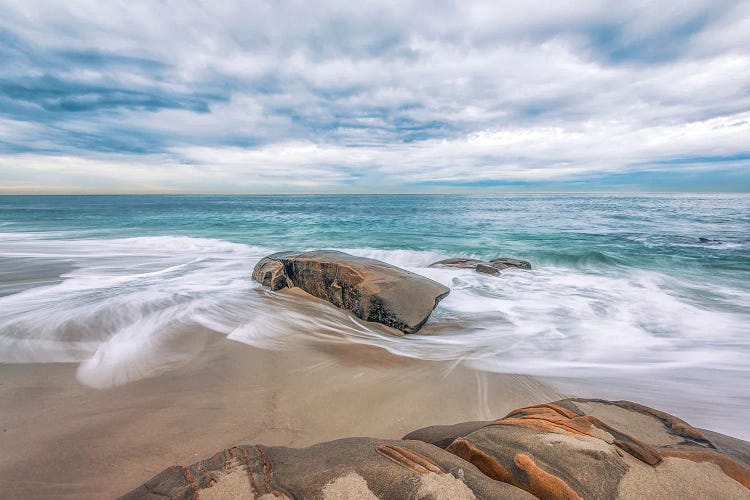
(2, 109), (746, 193)
(0, 0), (748, 191)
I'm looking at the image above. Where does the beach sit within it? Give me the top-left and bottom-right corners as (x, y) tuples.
(0, 324), (560, 498)
(1, 194), (749, 497)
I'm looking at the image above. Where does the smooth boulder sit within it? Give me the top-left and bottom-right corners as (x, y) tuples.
(252, 250), (450, 334)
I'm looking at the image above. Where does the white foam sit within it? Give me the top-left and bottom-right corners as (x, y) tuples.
(0, 235), (269, 384)
(1, 235), (749, 394)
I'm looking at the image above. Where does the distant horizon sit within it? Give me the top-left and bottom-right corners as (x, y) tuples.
(3, 190), (750, 196)
(1, 1), (749, 193)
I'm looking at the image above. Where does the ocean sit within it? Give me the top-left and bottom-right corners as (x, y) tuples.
(1, 194), (749, 437)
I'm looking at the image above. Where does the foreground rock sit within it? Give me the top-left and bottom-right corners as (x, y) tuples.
(409, 399), (750, 499)
(430, 256), (531, 275)
(123, 399), (750, 499)
(121, 438), (533, 500)
(252, 250), (450, 334)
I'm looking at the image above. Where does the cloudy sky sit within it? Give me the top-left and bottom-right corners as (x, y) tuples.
(1, 0), (749, 193)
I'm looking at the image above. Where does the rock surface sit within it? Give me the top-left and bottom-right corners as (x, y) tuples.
(489, 258), (532, 270)
(252, 250), (450, 334)
(430, 256), (531, 276)
(429, 258), (486, 269)
(121, 437), (534, 500)
(122, 399), (750, 499)
(421, 399), (750, 500)
(476, 263), (502, 275)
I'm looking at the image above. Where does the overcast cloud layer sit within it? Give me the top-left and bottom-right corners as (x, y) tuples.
(1, 0), (749, 193)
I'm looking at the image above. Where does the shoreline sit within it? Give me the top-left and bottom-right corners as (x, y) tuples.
(0, 331), (561, 499)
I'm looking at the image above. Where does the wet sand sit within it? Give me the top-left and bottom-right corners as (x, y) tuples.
(0, 331), (561, 499)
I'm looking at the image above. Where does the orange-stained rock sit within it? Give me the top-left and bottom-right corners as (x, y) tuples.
(513, 453), (582, 500)
(120, 438), (534, 500)
(415, 399), (750, 499)
(123, 399), (750, 499)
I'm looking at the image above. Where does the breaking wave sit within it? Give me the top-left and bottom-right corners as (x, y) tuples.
(1, 234), (748, 386)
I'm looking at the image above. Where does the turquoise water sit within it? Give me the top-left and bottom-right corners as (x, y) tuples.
(2, 194), (749, 278)
(1, 194), (749, 437)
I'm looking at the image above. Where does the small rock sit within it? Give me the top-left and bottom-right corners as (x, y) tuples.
(429, 256), (531, 276)
(429, 258), (485, 269)
(698, 237), (721, 244)
(489, 257), (531, 270)
(476, 263), (501, 276)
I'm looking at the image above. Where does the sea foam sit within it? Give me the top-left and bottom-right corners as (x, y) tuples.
(1, 234), (748, 436)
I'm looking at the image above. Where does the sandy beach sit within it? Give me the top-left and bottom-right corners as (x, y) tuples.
(1, 248), (748, 498)
(0, 327), (561, 499)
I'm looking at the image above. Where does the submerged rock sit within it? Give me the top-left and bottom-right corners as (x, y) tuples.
(698, 237), (721, 244)
(123, 399), (750, 499)
(252, 250), (449, 334)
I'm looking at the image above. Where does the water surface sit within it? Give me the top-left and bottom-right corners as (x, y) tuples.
(1, 194), (748, 437)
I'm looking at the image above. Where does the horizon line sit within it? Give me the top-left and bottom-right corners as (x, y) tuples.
(2, 191), (750, 196)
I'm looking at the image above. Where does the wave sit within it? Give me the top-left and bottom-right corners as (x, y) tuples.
(533, 250), (627, 269)
(1, 234), (749, 393)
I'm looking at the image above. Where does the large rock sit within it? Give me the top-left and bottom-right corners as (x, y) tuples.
(122, 399), (750, 499)
(252, 250), (450, 334)
(410, 399), (750, 500)
(120, 437), (534, 500)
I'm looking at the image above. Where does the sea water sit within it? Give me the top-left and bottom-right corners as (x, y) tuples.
(1, 194), (748, 437)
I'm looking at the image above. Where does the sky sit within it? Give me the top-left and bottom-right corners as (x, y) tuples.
(0, 0), (749, 193)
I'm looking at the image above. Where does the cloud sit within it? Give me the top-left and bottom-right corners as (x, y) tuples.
(0, 0), (748, 192)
